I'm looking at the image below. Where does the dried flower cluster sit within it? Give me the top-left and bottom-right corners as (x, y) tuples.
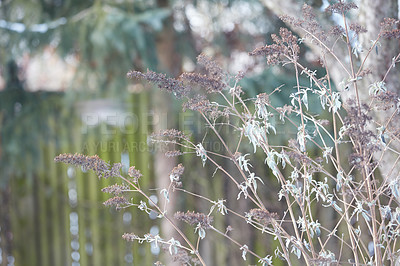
(281, 4), (326, 42)
(380, 17), (400, 39)
(121, 233), (138, 242)
(169, 163), (184, 188)
(325, 1), (358, 14)
(343, 101), (381, 169)
(373, 90), (399, 111)
(196, 53), (224, 81)
(180, 72), (224, 93)
(161, 245), (201, 265)
(349, 23), (367, 35)
(104, 162), (122, 179)
(127, 69), (188, 98)
(249, 28), (299, 64)
(55, 153), (111, 179)
(174, 211), (213, 229)
(183, 95), (229, 120)
(101, 184), (129, 195)
(329, 25), (346, 37)
(103, 196), (130, 210)
(182, 95), (211, 112)
(165, 150), (183, 158)
(151, 129), (189, 141)
(248, 209), (279, 226)
(128, 166), (142, 183)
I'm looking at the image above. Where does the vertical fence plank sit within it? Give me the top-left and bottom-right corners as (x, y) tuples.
(56, 113), (72, 266)
(129, 93), (143, 264)
(139, 92), (151, 188)
(125, 93), (140, 265)
(72, 121), (90, 266)
(10, 172), (37, 266)
(57, 115), (72, 266)
(88, 128), (102, 266)
(111, 128), (123, 266)
(31, 172), (43, 266)
(37, 138), (50, 266)
(46, 115), (63, 266)
(97, 130), (113, 266)
(139, 91), (155, 265)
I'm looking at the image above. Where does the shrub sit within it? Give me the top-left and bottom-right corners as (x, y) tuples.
(56, 2), (400, 265)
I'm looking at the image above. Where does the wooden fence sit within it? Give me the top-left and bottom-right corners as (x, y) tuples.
(0, 91), (160, 266)
(0, 88), (290, 266)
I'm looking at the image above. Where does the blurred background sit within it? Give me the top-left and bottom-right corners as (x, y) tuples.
(0, 0), (325, 265)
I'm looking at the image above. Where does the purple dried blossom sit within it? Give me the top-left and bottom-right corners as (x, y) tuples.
(55, 153), (110, 179)
(128, 166), (142, 183)
(248, 208), (279, 226)
(373, 91), (399, 111)
(127, 69), (189, 98)
(103, 196), (130, 209)
(249, 44), (284, 65)
(343, 101), (381, 169)
(169, 164), (184, 182)
(302, 4), (316, 21)
(349, 23), (367, 34)
(325, 1), (358, 14)
(174, 211), (213, 229)
(122, 233), (138, 242)
(196, 54), (224, 81)
(235, 71), (245, 81)
(329, 25), (346, 36)
(102, 184), (129, 195)
(380, 18), (400, 39)
(349, 153), (370, 170)
(182, 95), (228, 119)
(151, 129), (190, 141)
(287, 140), (313, 166)
(280, 5), (326, 41)
(300, 4), (324, 36)
(104, 163), (122, 179)
(182, 95), (212, 112)
(160, 244), (200, 265)
(275, 28), (299, 51)
(249, 28), (299, 64)
(169, 164), (184, 188)
(180, 72), (224, 93)
(165, 150), (183, 158)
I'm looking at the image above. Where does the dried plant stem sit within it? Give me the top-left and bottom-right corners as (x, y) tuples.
(200, 111), (266, 210)
(342, 11), (361, 112)
(356, 35), (382, 77)
(118, 175), (207, 266)
(381, 51), (400, 83)
(296, 26), (351, 77)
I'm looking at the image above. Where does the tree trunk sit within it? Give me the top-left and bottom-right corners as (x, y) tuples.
(357, 1), (400, 183)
